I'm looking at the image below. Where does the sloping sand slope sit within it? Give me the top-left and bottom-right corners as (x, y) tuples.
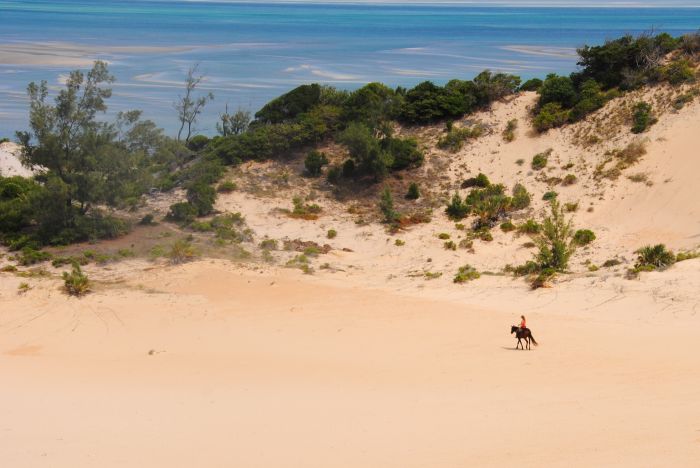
(1, 261), (699, 467)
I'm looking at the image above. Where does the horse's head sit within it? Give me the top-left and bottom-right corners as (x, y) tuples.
(510, 325), (518, 334)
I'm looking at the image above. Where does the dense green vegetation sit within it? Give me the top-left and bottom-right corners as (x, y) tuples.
(532, 32), (698, 132)
(1, 31), (697, 254)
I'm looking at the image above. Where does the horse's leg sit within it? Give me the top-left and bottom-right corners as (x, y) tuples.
(527, 337), (531, 350)
(517, 338), (522, 350)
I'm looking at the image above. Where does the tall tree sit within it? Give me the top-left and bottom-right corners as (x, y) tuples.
(175, 65), (214, 142)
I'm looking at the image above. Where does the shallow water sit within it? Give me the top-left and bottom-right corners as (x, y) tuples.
(1, 1), (698, 135)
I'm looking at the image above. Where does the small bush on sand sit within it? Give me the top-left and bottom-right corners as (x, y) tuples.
(502, 119), (518, 142)
(139, 213), (156, 225)
(327, 229), (337, 239)
(437, 123), (485, 152)
(167, 202), (198, 224)
(62, 264), (90, 296)
(379, 187), (400, 224)
(573, 229), (596, 246)
(500, 220), (515, 232)
(285, 254), (313, 274)
(186, 182), (216, 216)
(291, 196), (322, 220)
(444, 240), (457, 251)
(662, 58), (696, 85)
(562, 174), (577, 186)
(259, 239), (278, 250)
(602, 258), (621, 268)
(535, 200), (575, 272)
(633, 244), (675, 273)
(18, 282), (31, 294)
(445, 192), (470, 220)
(18, 247), (52, 266)
(676, 250), (700, 262)
(531, 268), (556, 289)
(438, 233), (451, 240)
(511, 183), (531, 210)
(217, 180), (237, 193)
(405, 182), (420, 200)
(542, 191), (558, 201)
(564, 202), (579, 212)
(304, 150), (329, 177)
(531, 149), (552, 170)
(462, 173), (490, 189)
(168, 239), (197, 264)
(631, 102), (657, 134)
(517, 219), (541, 235)
(394, 239), (405, 246)
(453, 264), (480, 283)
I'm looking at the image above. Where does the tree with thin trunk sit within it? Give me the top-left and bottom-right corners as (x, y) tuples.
(175, 64), (214, 143)
(216, 103), (251, 137)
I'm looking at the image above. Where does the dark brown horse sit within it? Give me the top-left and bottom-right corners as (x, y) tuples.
(511, 325), (538, 350)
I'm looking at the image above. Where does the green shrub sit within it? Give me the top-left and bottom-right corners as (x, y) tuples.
(533, 103), (569, 132)
(676, 250), (699, 262)
(326, 165), (342, 184)
(62, 264), (90, 296)
(564, 202), (579, 212)
(1, 264), (18, 272)
(217, 181), (237, 193)
(662, 58), (695, 85)
(511, 183), (531, 210)
(394, 239), (405, 246)
(187, 135), (210, 152)
(437, 124), (485, 152)
(520, 78), (543, 92)
(533, 200), (575, 272)
(500, 220), (515, 232)
(631, 102), (657, 134)
(539, 74), (577, 108)
(502, 119), (518, 142)
(511, 260), (540, 277)
(327, 229), (337, 239)
(18, 247), (52, 266)
(634, 244), (675, 271)
(405, 182), (420, 200)
(542, 191), (558, 201)
(517, 219), (541, 235)
(291, 197), (322, 220)
(444, 240), (457, 251)
(379, 187), (400, 224)
(186, 182), (216, 216)
(139, 214), (156, 225)
(531, 149), (551, 170)
(167, 202), (198, 224)
(454, 264), (480, 283)
(462, 173), (490, 189)
(304, 150), (329, 177)
(531, 268), (556, 289)
(562, 174), (577, 186)
(438, 233), (451, 240)
(573, 229), (596, 246)
(168, 239), (197, 264)
(602, 258), (621, 268)
(259, 238), (278, 250)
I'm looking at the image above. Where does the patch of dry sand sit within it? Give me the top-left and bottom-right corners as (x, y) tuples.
(1, 260), (699, 467)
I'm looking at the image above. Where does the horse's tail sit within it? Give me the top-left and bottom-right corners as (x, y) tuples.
(530, 333), (538, 346)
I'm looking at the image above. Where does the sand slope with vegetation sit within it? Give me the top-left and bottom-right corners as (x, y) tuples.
(2, 32), (700, 467)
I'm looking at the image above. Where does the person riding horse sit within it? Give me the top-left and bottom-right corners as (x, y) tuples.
(511, 315), (538, 350)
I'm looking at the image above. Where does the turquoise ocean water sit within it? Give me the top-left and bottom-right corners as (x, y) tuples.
(0, 1), (699, 135)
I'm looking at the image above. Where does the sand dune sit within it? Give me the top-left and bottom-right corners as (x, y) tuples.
(0, 142), (33, 178)
(1, 261), (699, 467)
(2, 75), (700, 467)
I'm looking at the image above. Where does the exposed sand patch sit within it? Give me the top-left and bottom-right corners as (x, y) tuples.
(1, 261), (699, 467)
(0, 141), (33, 177)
